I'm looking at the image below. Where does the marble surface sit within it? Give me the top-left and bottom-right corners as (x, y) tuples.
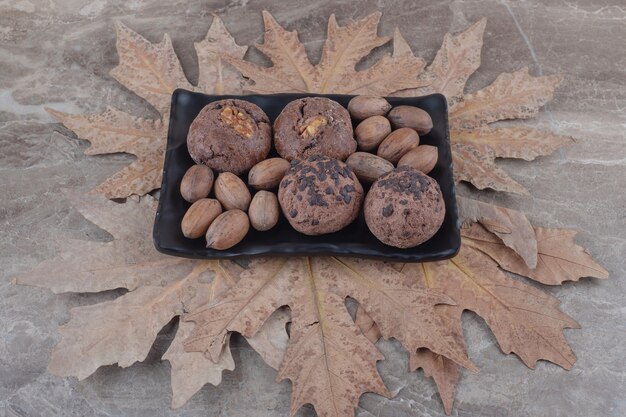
(1, 1), (625, 416)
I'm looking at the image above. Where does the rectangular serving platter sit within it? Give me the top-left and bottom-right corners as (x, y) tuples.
(153, 89), (460, 262)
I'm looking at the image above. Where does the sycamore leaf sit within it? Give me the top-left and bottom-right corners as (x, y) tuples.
(452, 143), (529, 195)
(458, 196), (537, 268)
(245, 307), (291, 370)
(165, 307), (289, 409)
(165, 324), (235, 409)
(403, 263), (467, 416)
(452, 126), (572, 161)
(15, 194), (288, 407)
(354, 303), (382, 344)
(355, 263), (467, 416)
(110, 22), (193, 116)
(195, 15), (248, 94)
(462, 223), (609, 285)
(185, 257), (475, 417)
(279, 291), (388, 417)
(46, 107), (166, 199)
(450, 67), (563, 130)
(49, 17), (244, 198)
(395, 18), (486, 112)
(410, 347), (460, 415)
(403, 246), (580, 370)
(224, 11), (426, 95)
(46, 275), (213, 380)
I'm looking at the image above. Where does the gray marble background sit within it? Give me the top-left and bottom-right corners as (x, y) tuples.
(1, 0), (625, 416)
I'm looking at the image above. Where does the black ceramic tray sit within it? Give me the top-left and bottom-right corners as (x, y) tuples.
(153, 89), (460, 262)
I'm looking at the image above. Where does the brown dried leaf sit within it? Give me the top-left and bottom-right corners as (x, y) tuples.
(245, 307), (291, 370)
(195, 15), (248, 94)
(452, 143), (529, 195)
(224, 12), (426, 95)
(165, 323), (235, 409)
(410, 347), (460, 415)
(354, 305), (462, 415)
(354, 303), (382, 344)
(46, 107), (166, 199)
(462, 223), (609, 285)
(395, 18), (486, 111)
(185, 257), (475, 417)
(15, 194), (288, 407)
(355, 262), (468, 415)
(450, 67), (563, 130)
(49, 17), (244, 198)
(403, 247), (581, 370)
(458, 196), (538, 268)
(110, 22), (192, 116)
(452, 126), (572, 161)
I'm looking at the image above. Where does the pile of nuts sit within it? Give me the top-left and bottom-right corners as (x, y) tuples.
(179, 95), (439, 250)
(179, 158), (289, 250)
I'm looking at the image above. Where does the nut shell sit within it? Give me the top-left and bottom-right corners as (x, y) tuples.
(377, 128), (420, 164)
(347, 95), (392, 121)
(397, 145), (438, 174)
(387, 106), (433, 135)
(249, 191), (280, 231)
(248, 158), (291, 190)
(180, 165), (214, 203)
(181, 198), (222, 239)
(205, 209), (250, 250)
(355, 116), (391, 151)
(214, 172), (252, 211)
(346, 152), (394, 183)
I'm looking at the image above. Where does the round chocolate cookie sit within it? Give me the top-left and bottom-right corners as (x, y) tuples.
(274, 97), (356, 161)
(278, 155), (363, 235)
(364, 166), (445, 248)
(187, 99), (271, 174)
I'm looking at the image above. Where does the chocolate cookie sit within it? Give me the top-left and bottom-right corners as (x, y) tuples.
(187, 99), (271, 174)
(274, 97), (356, 161)
(364, 166), (445, 248)
(278, 155), (363, 235)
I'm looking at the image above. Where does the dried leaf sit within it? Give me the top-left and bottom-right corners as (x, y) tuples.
(224, 12), (426, 95)
(15, 194), (288, 406)
(452, 143), (529, 195)
(164, 323), (235, 409)
(49, 17), (244, 198)
(245, 307), (291, 370)
(195, 15), (248, 94)
(46, 107), (166, 198)
(354, 303), (382, 344)
(279, 291), (388, 417)
(458, 196), (537, 268)
(110, 22), (192, 116)
(452, 126), (572, 161)
(185, 257), (475, 417)
(395, 18), (486, 111)
(355, 262), (468, 415)
(450, 67), (563, 130)
(403, 247), (581, 370)
(462, 223), (609, 285)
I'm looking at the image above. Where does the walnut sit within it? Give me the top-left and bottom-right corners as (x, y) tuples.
(220, 106), (255, 138)
(298, 115), (328, 138)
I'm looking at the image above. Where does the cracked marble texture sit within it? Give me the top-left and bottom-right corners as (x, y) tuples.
(1, 0), (625, 416)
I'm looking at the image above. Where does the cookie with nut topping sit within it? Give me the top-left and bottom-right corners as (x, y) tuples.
(187, 99), (271, 174)
(273, 97), (356, 161)
(364, 166), (445, 248)
(278, 154), (363, 235)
